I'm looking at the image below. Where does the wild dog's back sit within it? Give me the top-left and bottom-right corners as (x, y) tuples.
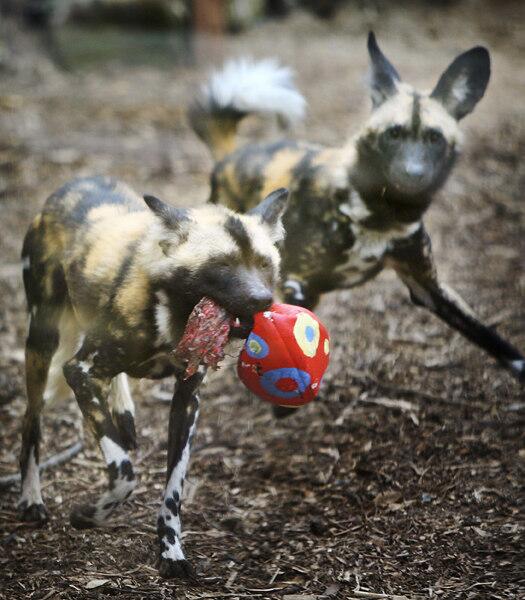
(22, 176), (147, 265)
(22, 176), (152, 323)
(210, 140), (320, 211)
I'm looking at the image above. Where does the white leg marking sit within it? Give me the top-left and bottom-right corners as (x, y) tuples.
(441, 283), (477, 319)
(158, 408), (199, 562)
(91, 436), (135, 523)
(99, 435), (129, 464)
(108, 373), (135, 416)
(403, 276), (436, 311)
(19, 448), (43, 507)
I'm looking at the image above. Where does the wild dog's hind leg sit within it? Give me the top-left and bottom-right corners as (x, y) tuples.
(109, 374), (137, 450)
(18, 305), (61, 523)
(63, 344), (136, 528)
(158, 371), (203, 579)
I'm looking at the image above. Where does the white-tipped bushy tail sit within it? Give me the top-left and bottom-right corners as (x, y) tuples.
(190, 58), (306, 160)
(205, 58), (306, 124)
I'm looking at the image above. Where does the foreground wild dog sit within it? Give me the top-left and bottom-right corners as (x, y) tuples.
(19, 176), (288, 578)
(190, 33), (524, 406)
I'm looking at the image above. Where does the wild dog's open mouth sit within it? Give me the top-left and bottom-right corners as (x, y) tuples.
(172, 297), (254, 379)
(230, 316), (255, 340)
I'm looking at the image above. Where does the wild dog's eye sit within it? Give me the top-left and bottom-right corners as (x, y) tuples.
(386, 125), (404, 140)
(258, 256), (272, 270)
(426, 129), (444, 144)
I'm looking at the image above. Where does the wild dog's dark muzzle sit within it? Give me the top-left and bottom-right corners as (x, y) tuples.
(223, 267), (274, 318)
(244, 290), (273, 314)
(388, 141), (443, 197)
(216, 283), (273, 321)
(389, 163), (432, 196)
(226, 289), (272, 339)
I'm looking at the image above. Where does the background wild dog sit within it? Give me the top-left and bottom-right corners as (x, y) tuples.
(18, 175), (288, 578)
(190, 32), (524, 413)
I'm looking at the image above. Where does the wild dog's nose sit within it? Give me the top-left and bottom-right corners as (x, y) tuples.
(404, 162), (425, 180)
(246, 291), (273, 314)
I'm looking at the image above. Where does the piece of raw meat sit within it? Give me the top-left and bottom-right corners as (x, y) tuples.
(172, 297), (234, 379)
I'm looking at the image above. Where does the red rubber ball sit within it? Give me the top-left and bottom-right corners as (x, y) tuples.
(237, 303), (330, 407)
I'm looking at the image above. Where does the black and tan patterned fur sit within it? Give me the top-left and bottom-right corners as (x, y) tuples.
(18, 175), (288, 578)
(191, 33), (524, 401)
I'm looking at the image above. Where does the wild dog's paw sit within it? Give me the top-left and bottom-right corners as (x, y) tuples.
(18, 501), (49, 524)
(158, 558), (195, 580)
(70, 503), (99, 529)
(113, 410), (138, 450)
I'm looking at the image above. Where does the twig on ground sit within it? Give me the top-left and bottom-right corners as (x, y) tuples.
(350, 591), (413, 599)
(341, 368), (483, 407)
(0, 440), (83, 489)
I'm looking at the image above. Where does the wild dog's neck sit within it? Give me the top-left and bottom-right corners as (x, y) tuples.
(150, 274), (198, 349)
(151, 287), (185, 345)
(137, 231), (197, 344)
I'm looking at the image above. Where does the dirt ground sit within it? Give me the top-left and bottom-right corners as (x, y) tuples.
(0, 2), (524, 599)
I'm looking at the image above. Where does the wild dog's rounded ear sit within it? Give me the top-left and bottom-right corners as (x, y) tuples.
(430, 47), (490, 120)
(144, 194), (189, 228)
(367, 31), (401, 109)
(249, 188), (289, 241)
(144, 195), (190, 256)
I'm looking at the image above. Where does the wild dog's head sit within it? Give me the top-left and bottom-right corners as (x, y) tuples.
(143, 189), (288, 319)
(357, 32), (490, 200)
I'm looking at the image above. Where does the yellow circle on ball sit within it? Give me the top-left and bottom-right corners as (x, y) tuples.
(293, 312), (320, 358)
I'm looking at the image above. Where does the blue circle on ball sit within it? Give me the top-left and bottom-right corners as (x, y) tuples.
(305, 325), (315, 342)
(260, 368), (311, 399)
(245, 332), (269, 359)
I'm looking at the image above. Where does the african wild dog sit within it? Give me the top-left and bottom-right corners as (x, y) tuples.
(190, 33), (524, 417)
(18, 176), (288, 578)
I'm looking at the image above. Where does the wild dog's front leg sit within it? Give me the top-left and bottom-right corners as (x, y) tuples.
(388, 226), (525, 382)
(158, 371), (203, 579)
(109, 374), (137, 451)
(63, 348), (136, 528)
